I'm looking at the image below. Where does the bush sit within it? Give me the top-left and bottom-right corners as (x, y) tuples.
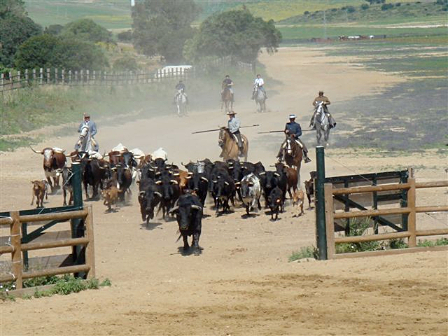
(335, 218), (381, 254)
(289, 246), (318, 261)
(361, 4), (369, 10)
(346, 6), (356, 13)
(61, 19), (113, 44)
(113, 56), (139, 71)
(303, 11), (310, 15)
(381, 4), (394, 10)
(117, 30), (132, 42)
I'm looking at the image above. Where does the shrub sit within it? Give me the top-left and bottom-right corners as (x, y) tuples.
(381, 4), (394, 10)
(113, 56), (139, 71)
(303, 11), (310, 15)
(361, 4), (369, 10)
(289, 246), (318, 261)
(117, 30), (132, 42)
(346, 6), (356, 13)
(335, 218), (381, 254)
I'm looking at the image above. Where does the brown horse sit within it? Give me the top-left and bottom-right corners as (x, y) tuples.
(281, 135), (303, 188)
(218, 127), (248, 161)
(221, 88), (233, 113)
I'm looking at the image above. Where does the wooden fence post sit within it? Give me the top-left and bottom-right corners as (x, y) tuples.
(324, 183), (336, 259)
(75, 70), (78, 84)
(11, 211), (23, 290)
(9, 71), (13, 90)
(80, 70), (84, 85)
(61, 69), (65, 85)
(69, 70), (72, 85)
(408, 178), (417, 247)
(85, 206), (95, 279)
(46, 68), (50, 84)
(86, 70), (90, 85)
(17, 71), (21, 88)
(32, 68), (36, 84)
(1, 73), (3, 91)
(40, 68), (43, 85)
(25, 69), (29, 84)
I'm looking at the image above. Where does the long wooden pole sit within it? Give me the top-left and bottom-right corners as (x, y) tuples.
(11, 211), (23, 289)
(324, 183), (335, 259)
(407, 178), (417, 247)
(85, 206), (95, 279)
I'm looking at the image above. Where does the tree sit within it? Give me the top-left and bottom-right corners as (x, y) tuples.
(44, 24), (64, 36)
(184, 10), (281, 64)
(0, 15), (42, 67)
(0, 0), (26, 19)
(61, 19), (113, 44)
(14, 34), (109, 71)
(132, 0), (200, 63)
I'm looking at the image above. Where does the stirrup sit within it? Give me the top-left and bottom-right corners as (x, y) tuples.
(304, 157), (311, 163)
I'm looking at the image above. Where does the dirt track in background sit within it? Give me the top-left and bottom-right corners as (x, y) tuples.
(1, 47), (447, 336)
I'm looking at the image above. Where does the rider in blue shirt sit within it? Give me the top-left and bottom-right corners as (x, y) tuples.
(277, 114), (311, 163)
(227, 110), (243, 155)
(77, 113), (98, 151)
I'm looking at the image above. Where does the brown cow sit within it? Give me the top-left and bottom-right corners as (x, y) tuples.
(274, 162), (298, 198)
(30, 146), (66, 192)
(31, 180), (48, 208)
(102, 185), (120, 211)
(304, 171), (316, 209)
(292, 189), (305, 216)
(173, 169), (190, 194)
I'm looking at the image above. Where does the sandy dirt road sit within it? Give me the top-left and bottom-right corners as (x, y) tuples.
(0, 47), (447, 336)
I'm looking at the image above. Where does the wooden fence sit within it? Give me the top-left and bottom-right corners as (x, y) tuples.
(324, 177), (448, 259)
(0, 67), (192, 92)
(0, 206), (95, 289)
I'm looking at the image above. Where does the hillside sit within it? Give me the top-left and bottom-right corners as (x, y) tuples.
(279, 1), (447, 25)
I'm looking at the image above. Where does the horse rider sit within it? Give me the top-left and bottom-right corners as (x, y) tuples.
(174, 80), (188, 104)
(77, 113), (98, 150)
(277, 114), (311, 163)
(221, 75), (234, 102)
(310, 90), (336, 129)
(227, 110), (243, 156)
(252, 73), (267, 100)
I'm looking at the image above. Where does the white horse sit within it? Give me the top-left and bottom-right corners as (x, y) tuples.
(175, 89), (188, 117)
(314, 102), (330, 147)
(76, 125), (98, 152)
(253, 86), (266, 113)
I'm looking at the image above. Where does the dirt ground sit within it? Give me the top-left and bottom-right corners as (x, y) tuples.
(0, 47), (447, 336)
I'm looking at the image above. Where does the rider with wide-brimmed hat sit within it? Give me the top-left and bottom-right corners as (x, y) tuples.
(277, 114), (311, 163)
(227, 110), (243, 156)
(310, 90), (336, 129)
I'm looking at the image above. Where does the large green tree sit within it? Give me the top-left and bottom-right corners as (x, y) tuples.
(60, 18), (113, 44)
(184, 10), (281, 64)
(0, 0), (26, 19)
(0, 15), (41, 67)
(132, 0), (200, 63)
(14, 34), (109, 71)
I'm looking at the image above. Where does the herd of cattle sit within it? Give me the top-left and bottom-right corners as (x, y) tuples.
(30, 145), (315, 255)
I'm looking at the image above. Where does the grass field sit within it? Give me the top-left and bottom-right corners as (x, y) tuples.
(325, 37), (448, 151)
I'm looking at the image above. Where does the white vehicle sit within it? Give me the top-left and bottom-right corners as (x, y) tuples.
(154, 65), (192, 79)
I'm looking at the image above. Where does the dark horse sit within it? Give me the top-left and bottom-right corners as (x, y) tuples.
(280, 135), (303, 188)
(221, 88), (233, 113)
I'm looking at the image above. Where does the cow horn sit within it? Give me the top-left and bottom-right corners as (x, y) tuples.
(29, 146), (42, 154)
(235, 181), (241, 185)
(169, 206), (179, 214)
(259, 172), (266, 175)
(191, 205), (202, 211)
(170, 180), (179, 185)
(200, 177), (208, 182)
(154, 191), (162, 197)
(274, 172), (280, 177)
(155, 180), (162, 185)
(173, 173), (180, 176)
(224, 181), (229, 186)
(139, 191), (145, 195)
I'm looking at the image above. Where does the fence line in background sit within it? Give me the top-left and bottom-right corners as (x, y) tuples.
(0, 59), (254, 93)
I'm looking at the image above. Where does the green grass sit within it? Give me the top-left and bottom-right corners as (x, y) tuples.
(0, 275), (112, 300)
(289, 246), (318, 261)
(336, 218), (382, 254)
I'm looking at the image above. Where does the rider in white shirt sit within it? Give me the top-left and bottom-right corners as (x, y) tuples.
(252, 74), (267, 100)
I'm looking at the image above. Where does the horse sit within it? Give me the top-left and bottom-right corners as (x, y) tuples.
(75, 125), (98, 153)
(218, 127), (248, 162)
(221, 88), (233, 113)
(314, 102), (331, 146)
(281, 135), (303, 189)
(253, 86), (266, 113)
(175, 89), (188, 117)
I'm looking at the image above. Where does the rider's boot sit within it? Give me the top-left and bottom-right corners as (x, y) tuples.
(238, 147), (244, 157)
(303, 150), (311, 163)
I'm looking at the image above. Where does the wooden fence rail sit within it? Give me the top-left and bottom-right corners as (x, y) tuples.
(325, 178), (448, 259)
(0, 207), (95, 289)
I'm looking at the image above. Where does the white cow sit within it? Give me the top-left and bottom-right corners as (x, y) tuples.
(239, 173), (262, 215)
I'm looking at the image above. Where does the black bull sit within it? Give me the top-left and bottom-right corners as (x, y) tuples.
(170, 193), (203, 255)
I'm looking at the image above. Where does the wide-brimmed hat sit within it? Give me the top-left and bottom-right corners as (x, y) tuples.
(289, 114), (296, 119)
(227, 111), (236, 115)
(83, 113), (90, 118)
(318, 90), (324, 94)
